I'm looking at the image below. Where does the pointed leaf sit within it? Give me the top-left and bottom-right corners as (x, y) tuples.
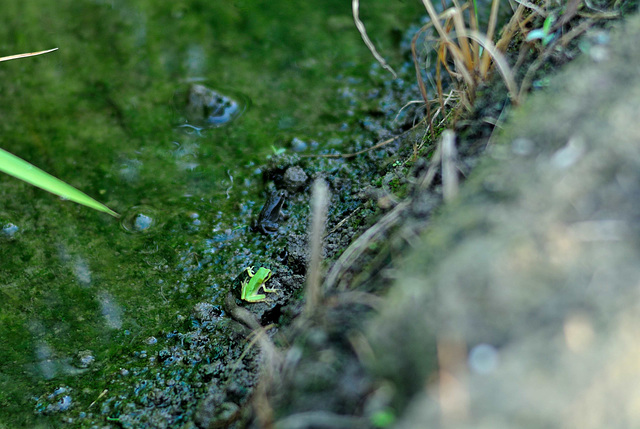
(0, 148), (118, 217)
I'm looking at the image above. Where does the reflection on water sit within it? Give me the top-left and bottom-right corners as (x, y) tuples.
(98, 291), (123, 330)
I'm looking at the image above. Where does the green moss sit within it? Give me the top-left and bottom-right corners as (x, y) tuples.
(0, 0), (426, 426)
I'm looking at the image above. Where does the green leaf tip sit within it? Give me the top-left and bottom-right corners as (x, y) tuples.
(0, 148), (119, 217)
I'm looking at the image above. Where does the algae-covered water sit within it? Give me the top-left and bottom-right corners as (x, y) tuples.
(0, 0), (423, 426)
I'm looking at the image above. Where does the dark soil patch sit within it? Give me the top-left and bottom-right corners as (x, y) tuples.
(138, 4), (639, 429)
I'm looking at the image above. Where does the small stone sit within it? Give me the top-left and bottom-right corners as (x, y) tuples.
(1, 222), (19, 239)
(192, 302), (219, 323)
(290, 137), (308, 152)
(283, 166), (308, 191)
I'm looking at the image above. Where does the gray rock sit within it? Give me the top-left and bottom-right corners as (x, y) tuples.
(283, 166), (308, 191)
(370, 14), (640, 429)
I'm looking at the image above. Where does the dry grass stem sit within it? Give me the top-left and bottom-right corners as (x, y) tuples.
(325, 140), (445, 291)
(417, 143), (442, 190)
(232, 324), (279, 374)
(252, 379), (275, 429)
(479, 0), (501, 76)
(441, 130), (459, 202)
(352, 0), (398, 78)
(304, 118), (427, 159)
(304, 179), (330, 317)
(0, 47), (58, 63)
(324, 200), (410, 291)
(484, 103), (509, 149)
(348, 331), (377, 367)
(325, 206), (362, 238)
(437, 337), (470, 425)
(518, 18), (595, 100)
(465, 30), (519, 104)
(412, 0), (520, 120)
(495, 3), (526, 52)
(512, 0), (548, 17)
(412, 26), (434, 129)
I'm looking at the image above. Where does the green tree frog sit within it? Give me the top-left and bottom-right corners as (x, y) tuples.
(240, 266), (278, 302)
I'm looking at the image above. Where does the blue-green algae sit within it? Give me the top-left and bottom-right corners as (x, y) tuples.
(0, 0), (424, 426)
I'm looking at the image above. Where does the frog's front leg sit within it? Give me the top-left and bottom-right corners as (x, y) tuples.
(256, 270), (279, 298)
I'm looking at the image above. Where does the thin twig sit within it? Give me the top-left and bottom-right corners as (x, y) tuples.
(412, 25), (434, 136)
(480, 0), (502, 77)
(303, 118), (426, 159)
(551, 0), (582, 32)
(324, 200), (409, 292)
(511, 0), (547, 17)
(325, 142), (443, 292)
(325, 206), (362, 238)
(352, 0), (397, 78)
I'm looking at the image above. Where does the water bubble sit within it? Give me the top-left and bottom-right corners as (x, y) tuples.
(120, 205), (161, 234)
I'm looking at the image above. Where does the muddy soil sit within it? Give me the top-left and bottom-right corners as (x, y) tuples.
(191, 5), (640, 429)
(199, 7), (640, 429)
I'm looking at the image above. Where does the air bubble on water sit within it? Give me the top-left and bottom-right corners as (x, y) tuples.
(120, 205), (161, 234)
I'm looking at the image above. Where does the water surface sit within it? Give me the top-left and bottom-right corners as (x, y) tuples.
(0, 0), (422, 425)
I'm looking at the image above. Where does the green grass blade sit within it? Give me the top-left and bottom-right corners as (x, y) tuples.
(0, 148), (119, 217)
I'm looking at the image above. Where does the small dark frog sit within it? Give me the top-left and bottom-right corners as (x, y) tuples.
(253, 191), (285, 234)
